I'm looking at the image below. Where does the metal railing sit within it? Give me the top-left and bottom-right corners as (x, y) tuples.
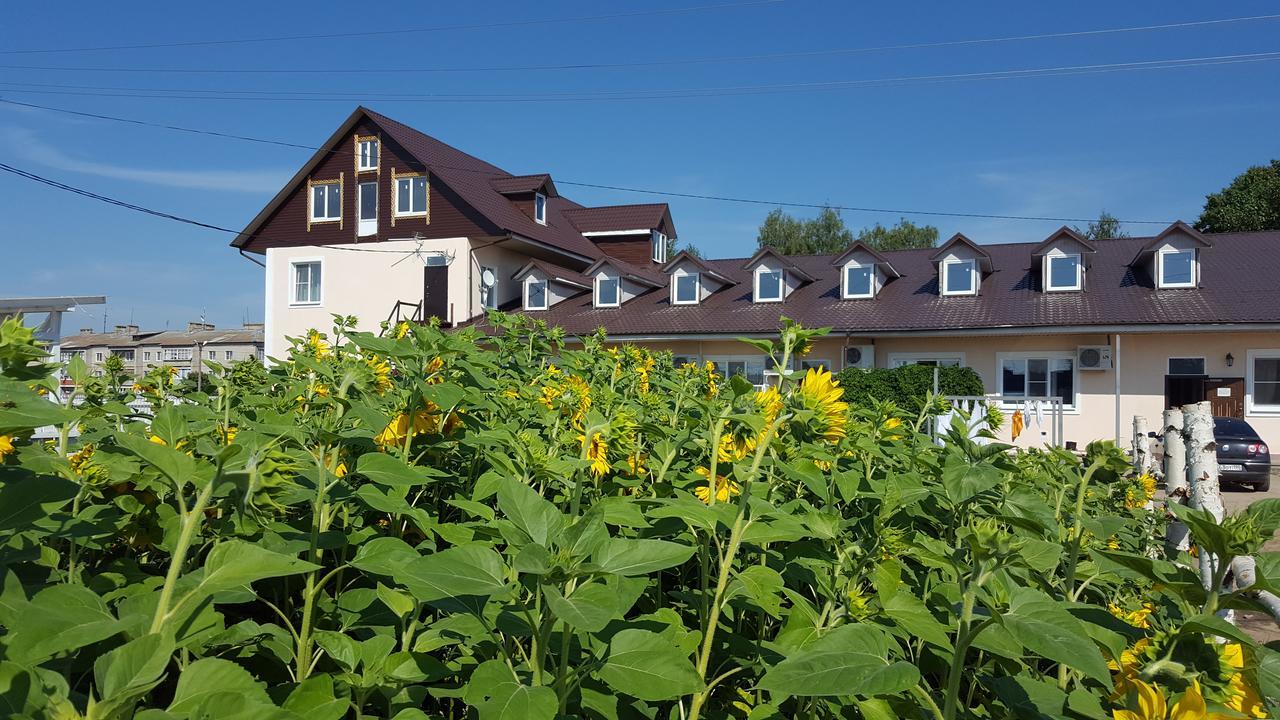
(383, 300), (423, 333)
(941, 395), (1066, 448)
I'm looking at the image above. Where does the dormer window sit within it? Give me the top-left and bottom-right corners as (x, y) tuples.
(596, 276), (620, 307)
(525, 278), (548, 310)
(673, 272), (700, 305)
(534, 193), (547, 225)
(652, 231), (668, 263)
(309, 181), (341, 223)
(941, 259), (976, 296)
(1045, 254), (1082, 291)
(843, 263), (874, 299)
(755, 269), (783, 302)
(1158, 248), (1196, 288)
(357, 138), (378, 171)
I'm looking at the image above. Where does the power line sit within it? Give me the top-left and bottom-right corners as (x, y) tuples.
(0, 0), (780, 55)
(3, 13), (1276, 75)
(1, 50), (1278, 103)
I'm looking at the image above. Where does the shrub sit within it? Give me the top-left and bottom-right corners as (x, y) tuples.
(0, 314), (1274, 719)
(835, 363), (985, 412)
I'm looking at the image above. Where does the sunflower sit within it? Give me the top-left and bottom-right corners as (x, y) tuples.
(68, 444), (95, 474)
(218, 425), (238, 446)
(1108, 602), (1155, 630)
(882, 416), (904, 441)
(624, 452), (648, 476)
(1112, 678), (1166, 720)
(580, 431), (610, 477)
(718, 426), (757, 463)
(755, 386), (784, 427)
(795, 367), (849, 443)
(375, 406), (440, 449)
(366, 355), (393, 394)
(393, 321), (411, 340)
(305, 330), (331, 359)
(0, 435), (13, 461)
(694, 466), (740, 504)
(424, 356), (444, 382)
(1221, 642), (1267, 718)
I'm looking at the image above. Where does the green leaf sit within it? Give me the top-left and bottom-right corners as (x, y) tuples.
(990, 675), (1070, 720)
(593, 538), (694, 576)
(176, 540), (319, 609)
(1167, 503), (1233, 561)
(401, 545), (507, 602)
(1178, 613), (1257, 646)
(1245, 499), (1280, 535)
(5, 583), (122, 662)
(758, 624), (920, 697)
(726, 565), (784, 619)
(283, 675), (348, 720)
(1255, 645), (1280, 703)
(116, 430), (202, 488)
(464, 660), (557, 720)
(598, 629), (703, 701)
(940, 454), (1002, 506)
(543, 582), (619, 632)
(1015, 537), (1064, 574)
(497, 477), (564, 547)
(350, 536), (420, 576)
(881, 592), (953, 650)
(357, 452), (440, 487)
(998, 587), (1111, 684)
(0, 662), (42, 717)
(0, 474), (78, 534)
(94, 633), (173, 700)
(167, 658), (270, 714)
(0, 386), (76, 433)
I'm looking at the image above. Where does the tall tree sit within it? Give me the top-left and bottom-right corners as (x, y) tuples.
(1075, 211), (1128, 241)
(1195, 160), (1280, 233)
(756, 207), (852, 255)
(855, 218), (939, 250)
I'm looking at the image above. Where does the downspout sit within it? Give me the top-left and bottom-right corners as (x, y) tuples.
(1114, 334), (1122, 442)
(238, 249), (266, 268)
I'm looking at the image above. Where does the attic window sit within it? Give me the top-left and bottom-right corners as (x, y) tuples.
(652, 231), (668, 263)
(755, 269), (783, 302)
(1158, 248), (1196, 288)
(1045, 254), (1082, 292)
(534, 193), (547, 225)
(395, 176), (427, 217)
(673, 272), (700, 305)
(357, 138), (379, 171)
(596, 276), (620, 307)
(525, 278), (548, 310)
(309, 181), (341, 222)
(843, 263), (874, 299)
(941, 259), (976, 296)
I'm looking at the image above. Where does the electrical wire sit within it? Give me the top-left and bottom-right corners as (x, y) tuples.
(3, 13), (1276, 74)
(1, 50), (1277, 103)
(0, 0), (780, 55)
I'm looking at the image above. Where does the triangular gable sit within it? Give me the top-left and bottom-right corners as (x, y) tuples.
(511, 259), (590, 290)
(661, 251), (736, 285)
(830, 241), (901, 278)
(583, 257), (665, 288)
(740, 247), (816, 283)
(930, 233), (994, 272)
(1127, 221), (1213, 266)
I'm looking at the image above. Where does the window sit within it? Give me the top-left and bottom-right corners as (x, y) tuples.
(942, 259), (976, 295)
(163, 347), (193, 362)
(94, 352), (103, 362)
(395, 175), (428, 216)
(481, 266), (498, 310)
(707, 356), (768, 387)
(801, 359), (831, 372)
(525, 279), (548, 310)
(225, 350), (234, 360)
(116, 349), (134, 361)
(358, 181), (377, 236)
(652, 231), (667, 263)
(534, 193), (547, 225)
(1168, 357), (1206, 375)
(1046, 254), (1082, 291)
(1249, 351), (1280, 413)
(999, 353), (1076, 409)
(291, 261), (322, 305)
(310, 182), (341, 222)
(59, 350), (83, 363)
(673, 355), (697, 368)
(596, 276), (620, 307)
(144, 351), (152, 361)
(843, 264), (874, 298)
(674, 273), (699, 305)
(357, 138), (378, 170)
(1158, 249), (1196, 288)
(755, 269), (783, 302)
(888, 354), (964, 368)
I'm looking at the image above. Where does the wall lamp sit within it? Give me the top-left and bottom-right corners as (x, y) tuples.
(1226, 353), (1235, 368)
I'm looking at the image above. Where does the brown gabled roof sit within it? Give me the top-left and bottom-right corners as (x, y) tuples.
(562, 204), (675, 237)
(931, 233), (994, 272)
(489, 229), (1280, 338)
(491, 174), (556, 196)
(1031, 226), (1097, 257)
(741, 247), (816, 283)
(830, 241), (902, 278)
(662, 251), (737, 285)
(511, 258), (590, 290)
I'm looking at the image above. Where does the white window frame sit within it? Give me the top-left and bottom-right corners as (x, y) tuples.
(290, 258), (323, 307)
(524, 277), (549, 311)
(842, 262), (875, 299)
(1157, 248), (1197, 289)
(1044, 253), (1083, 292)
(95, 352), (104, 362)
(673, 272), (700, 305)
(705, 354), (770, 388)
(144, 351), (152, 361)
(225, 350), (234, 360)
(941, 258), (977, 296)
(1167, 356), (1206, 376)
(754, 268), (784, 303)
(652, 230), (667, 263)
(595, 275), (621, 308)
(996, 351), (1079, 412)
(394, 175), (428, 217)
(309, 181), (341, 222)
(163, 347), (193, 362)
(116, 349), (134, 361)
(1247, 349), (1280, 416)
(887, 352), (966, 369)
(357, 181), (378, 237)
(357, 138), (379, 171)
(534, 193), (547, 225)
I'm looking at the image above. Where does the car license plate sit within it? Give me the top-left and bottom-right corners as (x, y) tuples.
(1221, 463), (1244, 472)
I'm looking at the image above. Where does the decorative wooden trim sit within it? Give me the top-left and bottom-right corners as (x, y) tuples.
(390, 168), (430, 227)
(355, 134), (381, 174)
(308, 177), (343, 229)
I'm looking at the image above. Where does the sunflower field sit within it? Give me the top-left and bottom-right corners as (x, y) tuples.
(1, 313), (1279, 719)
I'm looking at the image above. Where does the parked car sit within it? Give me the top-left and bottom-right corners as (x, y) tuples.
(1214, 416), (1272, 491)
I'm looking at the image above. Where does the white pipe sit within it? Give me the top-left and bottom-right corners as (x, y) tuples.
(1114, 334), (1122, 442)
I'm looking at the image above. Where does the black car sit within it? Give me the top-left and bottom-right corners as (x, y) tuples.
(1214, 416), (1272, 491)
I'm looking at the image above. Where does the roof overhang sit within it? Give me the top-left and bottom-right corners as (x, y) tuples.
(580, 322), (1280, 343)
(930, 233), (994, 272)
(0, 296), (106, 313)
(511, 259), (590, 290)
(830, 241), (901, 278)
(583, 257), (664, 288)
(740, 247), (816, 283)
(661, 251), (737, 285)
(1128, 221), (1213, 266)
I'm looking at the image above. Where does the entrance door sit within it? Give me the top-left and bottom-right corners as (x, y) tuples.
(1165, 375), (1206, 410)
(1204, 377), (1245, 419)
(358, 182), (377, 237)
(422, 264), (449, 325)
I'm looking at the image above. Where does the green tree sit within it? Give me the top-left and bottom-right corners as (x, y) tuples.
(678, 242), (702, 258)
(1195, 160), (1280, 233)
(1074, 211), (1128, 240)
(855, 218), (939, 250)
(756, 207), (852, 255)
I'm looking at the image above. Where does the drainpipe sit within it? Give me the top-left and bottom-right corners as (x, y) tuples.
(1113, 334), (1122, 442)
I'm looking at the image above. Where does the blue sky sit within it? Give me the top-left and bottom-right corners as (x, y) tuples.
(2, 0), (1278, 330)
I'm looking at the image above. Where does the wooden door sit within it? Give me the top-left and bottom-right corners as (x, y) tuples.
(422, 265), (450, 325)
(1203, 377), (1245, 418)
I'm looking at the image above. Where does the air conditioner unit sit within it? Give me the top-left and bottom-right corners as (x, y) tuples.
(1077, 345), (1113, 370)
(844, 345), (875, 369)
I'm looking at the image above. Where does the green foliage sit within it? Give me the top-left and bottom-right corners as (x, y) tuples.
(0, 314), (1274, 719)
(1196, 159), (1280, 232)
(834, 363), (985, 413)
(856, 217), (940, 250)
(757, 206), (853, 255)
(1074, 210), (1129, 240)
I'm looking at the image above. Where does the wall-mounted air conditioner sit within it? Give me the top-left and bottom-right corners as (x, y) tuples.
(844, 345), (875, 369)
(1077, 345), (1113, 370)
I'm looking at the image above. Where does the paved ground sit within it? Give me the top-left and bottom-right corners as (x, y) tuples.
(1217, 470), (1280, 643)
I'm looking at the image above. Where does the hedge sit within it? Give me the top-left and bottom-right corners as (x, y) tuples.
(834, 363), (985, 412)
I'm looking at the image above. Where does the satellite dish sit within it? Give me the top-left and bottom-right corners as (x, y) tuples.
(480, 269), (496, 288)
